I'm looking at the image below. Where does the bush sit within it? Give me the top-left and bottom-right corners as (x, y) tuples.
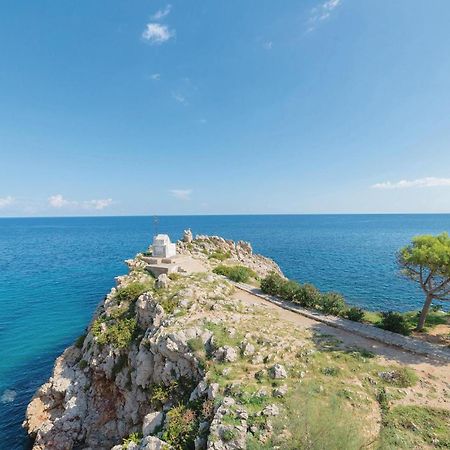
(208, 251), (231, 261)
(115, 282), (149, 303)
(279, 279), (302, 302)
(92, 317), (138, 348)
(79, 359), (88, 369)
(260, 272), (285, 295)
(161, 404), (198, 449)
(74, 333), (86, 349)
(319, 292), (346, 316)
(379, 311), (411, 335)
(296, 283), (321, 308)
(344, 307), (365, 322)
(213, 265), (256, 283)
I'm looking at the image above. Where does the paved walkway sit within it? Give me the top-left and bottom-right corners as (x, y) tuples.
(233, 281), (450, 363)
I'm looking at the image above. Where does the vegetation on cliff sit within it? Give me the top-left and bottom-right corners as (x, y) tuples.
(23, 235), (450, 450)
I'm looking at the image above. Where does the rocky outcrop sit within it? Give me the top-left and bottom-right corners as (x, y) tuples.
(24, 233), (285, 450)
(177, 235), (283, 278)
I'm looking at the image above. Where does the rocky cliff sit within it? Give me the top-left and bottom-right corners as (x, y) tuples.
(23, 235), (285, 449)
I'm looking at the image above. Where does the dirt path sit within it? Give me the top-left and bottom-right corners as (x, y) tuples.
(234, 289), (450, 410)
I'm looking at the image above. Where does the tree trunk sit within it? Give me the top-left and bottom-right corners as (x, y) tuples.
(417, 294), (433, 331)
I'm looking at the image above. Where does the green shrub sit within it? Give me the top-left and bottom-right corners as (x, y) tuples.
(74, 333), (86, 349)
(93, 317), (138, 348)
(379, 311), (411, 335)
(279, 280), (302, 302)
(321, 366), (340, 376)
(222, 428), (237, 442)
(79, 359), (88, 369)
(208, 251), (231, 261)
(260, 272), (285, 295)
(161, 404), (198, 449)
(319, 292), (346, 316)
(344, 307), (365, 322)
(213, 265), (256, 283)
(115, 282), (150, 303)
(296, 283), (321, 308)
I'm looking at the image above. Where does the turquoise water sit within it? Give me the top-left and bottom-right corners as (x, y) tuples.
(1, 214), (449, 448)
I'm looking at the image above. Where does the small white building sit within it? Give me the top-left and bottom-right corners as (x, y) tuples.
(151, 234), (177, 258)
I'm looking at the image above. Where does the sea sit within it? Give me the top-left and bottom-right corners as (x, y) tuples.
(1, 214), (449, 448)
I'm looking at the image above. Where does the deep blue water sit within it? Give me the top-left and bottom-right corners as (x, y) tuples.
(1, 214), (449, 448)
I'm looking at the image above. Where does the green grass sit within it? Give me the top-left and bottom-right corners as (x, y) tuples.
(254, 383), (369, 450)
(208, 251), (231, 261)
(377, 367), (418, 388)
(379, 405), (450, 449)
(403, 310), (449, 331)
(213, 265), (257, 283)
(204, 322), (243, 350)
(364, 310), (449, 332)
(122, 432), (142, 448)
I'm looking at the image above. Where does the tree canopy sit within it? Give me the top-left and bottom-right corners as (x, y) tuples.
(398, 232), (450, 330)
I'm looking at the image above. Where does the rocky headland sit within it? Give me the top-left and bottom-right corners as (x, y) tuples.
(24, 234), (450, 450)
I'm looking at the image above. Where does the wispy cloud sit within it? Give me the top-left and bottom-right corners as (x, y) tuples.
(151, 4), (172, 20)
(83, 199), (113, 210)
(142, 23), (175, 44)
(170, 189), (192, 200)
(308, 0), (342, 32)
(0, 196), (14, 208)
(48, 194), (113, 210)
(262, 40), (273, 50)
(172, 91), (187, 104)
(372, 177), (450, 190)
(150, 73), (161, 81)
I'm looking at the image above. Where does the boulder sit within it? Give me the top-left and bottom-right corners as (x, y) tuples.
(156, 274), (170, 289)
(142, 411), (164, 437)
(269, 364), (287, 379)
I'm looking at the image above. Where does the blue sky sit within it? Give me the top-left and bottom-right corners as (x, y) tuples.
(1, 0), (450, 216)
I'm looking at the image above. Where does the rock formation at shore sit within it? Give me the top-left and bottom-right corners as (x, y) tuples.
(23, 235), (283, 449)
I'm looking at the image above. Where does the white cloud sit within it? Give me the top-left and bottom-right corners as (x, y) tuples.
(172, 92), (187, 104)
(0, 196), (14, 208)
(170, 189), (192, 200)
(151, 4), (172, 20)
(142, 23), (175, 44)
(263, 41), (273, 50)
(372, 177), (450, 190)
(48, 194), (69, 208)
(308, 0), (342, 31)
(83, 198), (113, 210)
(150, 73), (161, 80)
(48, 194), (113, 210)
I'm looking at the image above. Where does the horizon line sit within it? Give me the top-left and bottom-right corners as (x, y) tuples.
(1, 212), (450, 219)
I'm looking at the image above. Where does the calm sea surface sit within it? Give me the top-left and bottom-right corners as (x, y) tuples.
(1, 214), (449, 448)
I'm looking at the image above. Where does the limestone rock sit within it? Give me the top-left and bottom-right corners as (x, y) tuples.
(214, 346), (238, 363)
(273, 384), (288, 398)
(142, 411), (164, 437)
(269, 364), (287, 379)
(156, 274), (170, 289)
